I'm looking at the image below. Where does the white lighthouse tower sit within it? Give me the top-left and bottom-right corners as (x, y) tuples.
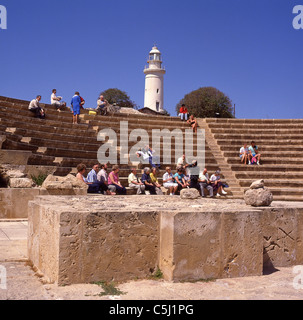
(143, 46), (166, 113)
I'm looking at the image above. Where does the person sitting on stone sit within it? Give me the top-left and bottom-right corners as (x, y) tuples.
(28, 95), (45, 119)
(141, 167), (157, 195)
(178, 104), (189, 121)
(248, 141), (261, 165)
(76, 163), (106, 194)
(176, 154), (189, 167)
(162, 167), (178, 196)
(187, 114), (198, 133)
(199, 168), (214, 197)
(108, 165), (126, 195)
(51, 89), (66, 112)
(97, 163), (116, 194)
(173, 166), (189, 192)
(210, 170), (227, 197)
(239, 143), (249, 165)
(150, 167), (163, 195)
(128, 167), (145, 195)
(176, 154), (190, 177)
(96, 95), (108, 115)
(86, 163), (114, 195)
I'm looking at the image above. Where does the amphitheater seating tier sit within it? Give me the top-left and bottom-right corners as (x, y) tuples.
(1, 96), (302, 200)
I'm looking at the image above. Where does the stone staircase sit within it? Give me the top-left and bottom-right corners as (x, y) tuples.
(205, 118), (303, 201)
(1, 95), (302, 201)
(0, 96), (230, 195)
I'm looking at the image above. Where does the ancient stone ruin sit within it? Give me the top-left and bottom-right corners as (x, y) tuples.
(1, 95), (303, 285)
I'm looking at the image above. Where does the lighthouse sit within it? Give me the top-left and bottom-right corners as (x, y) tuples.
(143, 46), (166, 113)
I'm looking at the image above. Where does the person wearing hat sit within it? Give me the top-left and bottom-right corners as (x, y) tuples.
(210, 170), (227, 197)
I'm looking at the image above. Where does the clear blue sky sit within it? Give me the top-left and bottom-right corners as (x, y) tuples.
(0, 0), (302, 119)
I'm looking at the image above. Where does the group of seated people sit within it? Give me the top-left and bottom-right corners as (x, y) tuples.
(76, 162), (228, 197)
(239, 141), (261, 165)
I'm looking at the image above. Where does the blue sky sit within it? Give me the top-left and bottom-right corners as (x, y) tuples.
(0, 0), (302, 119)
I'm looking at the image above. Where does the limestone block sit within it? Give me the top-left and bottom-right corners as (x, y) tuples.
(9, 177), (33, 188)
(0, 188), (41, 219)
(41, 174), (88, 195)
(159, 210), (263, 282)
(28, 196), (160, 285)
(262, 207), (303, 269)
(244, 187), (273, 207)
(250, 179), (265, 189)
(0, 150), (32, 165)
(180, 188), (200, 199)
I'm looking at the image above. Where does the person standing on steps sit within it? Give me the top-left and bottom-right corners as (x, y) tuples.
(71, 92), (81, 124)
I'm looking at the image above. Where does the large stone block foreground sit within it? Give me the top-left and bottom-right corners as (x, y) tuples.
(28, 196), (303, 285)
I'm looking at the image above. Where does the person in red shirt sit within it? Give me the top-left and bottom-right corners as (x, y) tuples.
(179, 104), (189, 121)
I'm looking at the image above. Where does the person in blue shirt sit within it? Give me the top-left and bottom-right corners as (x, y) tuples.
(86, 163), (113, 195)
(141, 167), (157, 195)
(71, 92), (81, 124)
(248, 141), (261, 165)
(174, 167), (189, 192)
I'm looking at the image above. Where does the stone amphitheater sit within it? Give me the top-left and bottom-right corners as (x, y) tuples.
(0, 95), (303, 288)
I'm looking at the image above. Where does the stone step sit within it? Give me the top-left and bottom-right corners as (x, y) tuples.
(0, 129), (210, 156)
(239, 179), (303, 188)
(227, 158), (303, 165)
(206, 118), (303, 124)
(208, 123), (303, 129)
(235, 171), (303, 179)
(230, 164), (303, 172)
(0, 116), (96, 136)
(214, 133), (303, 140)
(223, 149), (303, 156)
(0, 96), (185, 124)
(210, 128), (303, 134)
(243, 187), (303, 196)
(217, 139), (303, 146)
(0, 109), (92, 132)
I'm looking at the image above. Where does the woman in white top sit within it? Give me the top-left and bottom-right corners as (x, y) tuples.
(163, 167), (178, 196)
(210, 170), (227, 197)
(239, 143), (249, 164)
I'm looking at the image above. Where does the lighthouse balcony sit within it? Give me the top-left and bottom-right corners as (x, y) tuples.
(144, 66), (166, 73)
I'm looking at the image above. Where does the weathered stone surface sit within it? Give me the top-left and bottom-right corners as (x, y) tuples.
(180, 188), (200, 199)
(28, 195), (160, 285)
(0, 188), (41, 219)
(250, 179), (265, 189)
(160, 210), (263, 281)
(41, 174), (88, 195)
(262, 207), (303, 269)
(244, 187), (273, 207)
(9, 177), (33, 188)
(27, 196), (303, 285)
(0, 150), (32, 165)
(6, 170), (26, 179)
